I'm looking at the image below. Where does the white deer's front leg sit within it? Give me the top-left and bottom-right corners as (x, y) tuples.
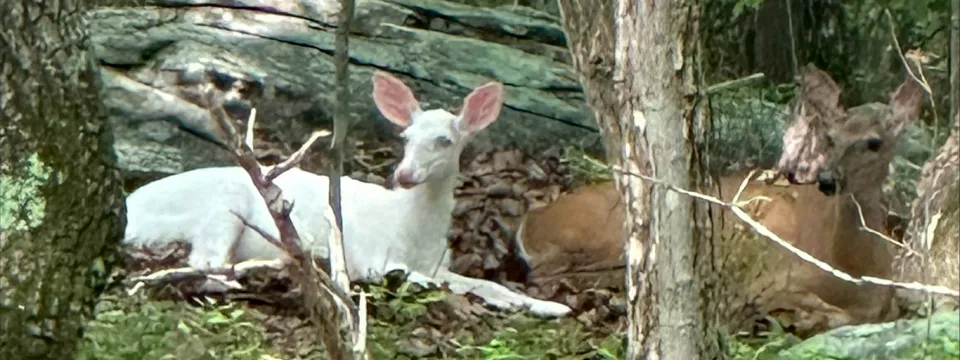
(430, 268), (572, 318)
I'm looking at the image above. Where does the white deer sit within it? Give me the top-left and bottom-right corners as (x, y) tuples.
(123, 71), (573, 318)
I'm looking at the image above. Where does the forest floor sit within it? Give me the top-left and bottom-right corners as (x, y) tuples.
(77, 275), (959, 360)
(84, 142), (958, 360)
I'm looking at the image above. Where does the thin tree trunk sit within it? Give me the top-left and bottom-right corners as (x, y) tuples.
(951, 0), (959, 126)
(325, 0), (366, 357)
(613, 1), (718, 358)
(0, 1), (126, 358)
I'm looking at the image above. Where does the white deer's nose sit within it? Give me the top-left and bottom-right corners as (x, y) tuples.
(392, 167), (420, 189)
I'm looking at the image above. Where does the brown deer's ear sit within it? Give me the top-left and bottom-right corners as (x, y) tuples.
(776, 64), (845, 184)
(372, 71), (422, 128)
(886, 77), (924, 137)
(798, 64), (843, 122)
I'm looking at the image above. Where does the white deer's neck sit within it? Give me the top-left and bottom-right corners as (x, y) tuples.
(397, 170), (459, 216)
(381, 167), (460, 273)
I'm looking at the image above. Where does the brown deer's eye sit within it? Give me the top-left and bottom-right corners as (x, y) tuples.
(865, 137), (883, 152)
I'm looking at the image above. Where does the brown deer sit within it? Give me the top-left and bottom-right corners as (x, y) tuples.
(513, 64), (923, 333)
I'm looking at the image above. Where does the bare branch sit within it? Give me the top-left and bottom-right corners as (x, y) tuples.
(850, 196), (917, 256)
(266, 129), (331, 182)
(705, 73), (766, 95)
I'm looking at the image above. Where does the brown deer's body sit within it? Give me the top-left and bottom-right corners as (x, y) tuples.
(513, 65), (922, 334)
(516, 182), (625, 289)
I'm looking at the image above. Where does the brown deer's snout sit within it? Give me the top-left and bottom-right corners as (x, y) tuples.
(817, 169), (839, 196)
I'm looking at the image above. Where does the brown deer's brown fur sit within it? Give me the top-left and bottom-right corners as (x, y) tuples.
(514, 64), (924, 335)
(516, 182), (625, 289)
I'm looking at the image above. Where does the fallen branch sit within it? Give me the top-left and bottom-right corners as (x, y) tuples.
(125, 259), (287, 296)
(608, 164), (960, 299)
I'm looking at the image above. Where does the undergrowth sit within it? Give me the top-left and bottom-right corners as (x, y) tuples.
(80, 277), (959, 360)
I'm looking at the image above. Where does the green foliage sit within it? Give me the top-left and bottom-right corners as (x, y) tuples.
(82, 277), (625, 360)
(453, 317), (625, 359)
(365, 273), (449, 324)
(727, 318), (803, 360)
(78, 295), (279, 360)
(361, 272), (625, 359)
(561, 146), (613, 184)
(732, 0), (765, 19)
(708, 84), (794, 172)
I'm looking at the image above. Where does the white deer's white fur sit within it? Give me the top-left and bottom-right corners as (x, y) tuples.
(123, 74), (572, 318)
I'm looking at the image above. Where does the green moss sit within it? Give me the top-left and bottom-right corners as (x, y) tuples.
(78, 295), (282, 360)
(0, 153), (53, 231)
(776, 311), (960, 360)
(561, 146), (613, 185)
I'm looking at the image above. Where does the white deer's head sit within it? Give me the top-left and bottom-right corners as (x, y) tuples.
(372, 71), (504, 189)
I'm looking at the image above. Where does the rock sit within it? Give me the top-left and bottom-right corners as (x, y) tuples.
(779, 310), (960, 359)
(88, 0), (602, 178)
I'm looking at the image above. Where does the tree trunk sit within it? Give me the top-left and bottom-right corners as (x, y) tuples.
(895, 0), (958, 304)
(952, 0), (959, 127)
(894, 0), (960, 312)
(556, 0), (619, 161)
(612, 1), (718, 359)
(0, 1), (126, 358)
(559, 0), (719, 358)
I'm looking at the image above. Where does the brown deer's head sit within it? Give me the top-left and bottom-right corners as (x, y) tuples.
(777, 64), (924, 196)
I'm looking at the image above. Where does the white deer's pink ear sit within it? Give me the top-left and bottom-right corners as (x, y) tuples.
(372, 71), (422, 128)
(458, 82), (504, 134)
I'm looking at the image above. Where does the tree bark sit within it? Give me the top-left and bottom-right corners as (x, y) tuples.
(612, 1), (718, 359)
(559, 0), (719, 358)
(951, 0), (959, 127)
(895, 0), (960, 310)
(0, 1), (126, 359)
(556, 0), (619, 161)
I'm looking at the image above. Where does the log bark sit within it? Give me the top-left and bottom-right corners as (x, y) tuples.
(0, 1), (126, 358)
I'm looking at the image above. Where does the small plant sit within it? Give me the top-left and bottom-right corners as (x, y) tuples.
(561, 146), (613, 184)
(456, 337), (529, 360)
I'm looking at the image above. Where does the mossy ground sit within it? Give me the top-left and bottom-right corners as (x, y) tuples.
(79, 280), (628, 360)
(79, 280), (959, 360)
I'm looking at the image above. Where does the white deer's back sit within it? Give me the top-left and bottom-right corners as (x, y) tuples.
(124, 166), (456, 281)
(124, 166), (275, 248)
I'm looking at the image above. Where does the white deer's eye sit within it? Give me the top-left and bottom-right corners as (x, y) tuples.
(434, 136), (453, 148)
